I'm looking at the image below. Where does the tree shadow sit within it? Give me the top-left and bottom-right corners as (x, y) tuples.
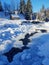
(3, 46), (29, 62)
(19, 32), (38, 46)
(3, 32), (37, 62)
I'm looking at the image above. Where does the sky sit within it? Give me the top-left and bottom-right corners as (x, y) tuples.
(31, 0), (49, 12)
(0, 0), (49, 12)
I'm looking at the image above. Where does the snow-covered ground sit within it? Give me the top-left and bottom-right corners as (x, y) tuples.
(0, 18), (49, 65)
(0, 12), (26, 20)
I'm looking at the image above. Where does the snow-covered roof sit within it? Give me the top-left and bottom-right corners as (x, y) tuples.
(11, 14), (20, 18)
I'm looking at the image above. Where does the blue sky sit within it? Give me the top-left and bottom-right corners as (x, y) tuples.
(0, 0), (49, 12)
(31, 0), (49, 12)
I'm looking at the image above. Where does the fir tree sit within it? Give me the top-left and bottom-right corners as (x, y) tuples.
(26, 0), (32, 14)
(20, 0), (26, 14)
(0, 1), (3, 11)
(40, 5), (45, 13)
(40, 5), (46, 21)
(25, 0), (32, 20)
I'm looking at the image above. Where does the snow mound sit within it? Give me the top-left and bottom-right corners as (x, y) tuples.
(8, 34), (49, 65)
(0, 19), (49, 65)
(0, 55), (9, 65)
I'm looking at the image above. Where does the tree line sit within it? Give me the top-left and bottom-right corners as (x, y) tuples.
(37, 5), (49, 21)
(0, 0), (32, 20)
(0, 0), (49, 20)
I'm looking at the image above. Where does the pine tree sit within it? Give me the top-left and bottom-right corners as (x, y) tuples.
(26, 0), (32, 14)
(25, 0), (32, 20)
(40, 5), (46, 21)
(40, 5), (45, 13)
(0, 1), (3, 11)
(20, 0), (26, 14)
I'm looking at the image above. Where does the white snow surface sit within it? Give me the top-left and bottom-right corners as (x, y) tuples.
(8, 33), (49, 65)
(0, 18), (49, 65)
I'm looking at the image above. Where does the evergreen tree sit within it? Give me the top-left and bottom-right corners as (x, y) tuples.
(20, 0), (26, 14)
(25, 0), (32, 20)
(40, 5), (45, 13)
(0, 1), (3, 11)
(26, 0), (32, 14)
(40, 5), (46, 21)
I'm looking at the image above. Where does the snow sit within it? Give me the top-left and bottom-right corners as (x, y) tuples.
(11, 14), (19, 18)
(38, 34), (49, 65)
(0, 12), (26, 21)
(18, 14), (26, 20)
(2, 33), (5, 36)
(0, 12), (10, 20)
(7, 28), (14, 34)
(0, 13), (49, 65)
(0, 40), (13, 54)
(0, 55), (9, 65)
